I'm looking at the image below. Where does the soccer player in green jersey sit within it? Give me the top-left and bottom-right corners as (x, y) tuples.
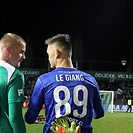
(0, 33), (27, 133)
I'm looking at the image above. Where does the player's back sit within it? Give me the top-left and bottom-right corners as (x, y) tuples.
(38, 67), (103, 133)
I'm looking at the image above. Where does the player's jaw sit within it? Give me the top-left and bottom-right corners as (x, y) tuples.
(12, 57), (25, 68)
(49, 59), (57, 69)
(16, 60), (22, 68)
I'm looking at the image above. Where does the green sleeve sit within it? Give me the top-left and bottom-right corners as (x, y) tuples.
(9, 102), (26, 133)
(8, 71), (25, 103)
(8, 70), (26, 133)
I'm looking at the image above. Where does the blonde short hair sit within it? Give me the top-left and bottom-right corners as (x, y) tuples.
(0, 33), (26, 49)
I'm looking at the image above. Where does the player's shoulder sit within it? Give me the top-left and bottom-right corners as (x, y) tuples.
(38, 70), (54, 80)
(0, 60), (15, 75)
(14, 68), (24, 76)
(78, 70), (94, 78)
(0, 65), (7, 72)
(79, 70), (98, 86)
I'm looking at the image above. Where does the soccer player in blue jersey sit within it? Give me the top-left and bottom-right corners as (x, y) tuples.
(25, 34), (104, 133)
(0, 33), (26, 133)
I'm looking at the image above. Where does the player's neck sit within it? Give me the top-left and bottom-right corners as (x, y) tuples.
(0, 54), (10, 64)
(56, 58), (73, 68)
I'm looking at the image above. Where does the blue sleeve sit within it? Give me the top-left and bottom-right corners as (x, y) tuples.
(93, 88), (104, 119)
(25, 78), (44, 124)
(25, 109), (39, 124)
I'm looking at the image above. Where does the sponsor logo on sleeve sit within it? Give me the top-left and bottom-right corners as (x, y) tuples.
(18, 89), (23, 96)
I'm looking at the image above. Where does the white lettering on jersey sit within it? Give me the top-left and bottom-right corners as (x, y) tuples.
(55, 74), (84, 81)
(65, 74), (84, 81)
(53, 85), (88, 118)
(18, 89), (23, 96)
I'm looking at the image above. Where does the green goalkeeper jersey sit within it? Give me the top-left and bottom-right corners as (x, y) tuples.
(0, 60), (26, 133)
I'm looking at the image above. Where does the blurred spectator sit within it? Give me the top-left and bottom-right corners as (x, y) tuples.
(126, 98), (132, 112)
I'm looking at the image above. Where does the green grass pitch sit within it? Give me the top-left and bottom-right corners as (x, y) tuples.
(23, 109), (133, 133)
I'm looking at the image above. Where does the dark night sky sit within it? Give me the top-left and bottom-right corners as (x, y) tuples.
(0, 0), (132, 70)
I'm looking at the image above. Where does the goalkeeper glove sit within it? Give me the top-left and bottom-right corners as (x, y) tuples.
(50, 116), (80, 133)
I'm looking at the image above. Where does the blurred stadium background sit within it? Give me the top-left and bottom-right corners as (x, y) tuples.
(21, 57), (132, 107)
(0, 1), (132, 132)
(21, 57), (132, 133)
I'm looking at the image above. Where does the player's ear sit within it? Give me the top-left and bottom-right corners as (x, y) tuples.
(55, 49), (60, 59)
(5, 45), (12, 55)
